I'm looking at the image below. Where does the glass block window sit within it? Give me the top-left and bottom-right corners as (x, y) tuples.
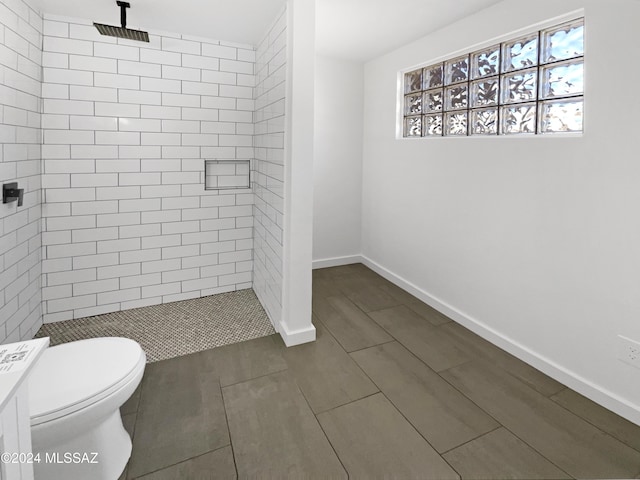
(402, 18), (584, 137)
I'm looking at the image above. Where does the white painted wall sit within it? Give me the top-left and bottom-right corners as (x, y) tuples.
(0, 0), (43, 343)
(313, 55), (363, 266)
(280, 0), (315, 345)
(362, 0), (640, 424)
(39, 15), (256, 322)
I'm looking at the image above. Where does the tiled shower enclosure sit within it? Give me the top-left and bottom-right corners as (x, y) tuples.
(0, 0), (289, 342)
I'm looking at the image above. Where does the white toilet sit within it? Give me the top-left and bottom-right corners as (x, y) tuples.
(28, 337), (146, 480)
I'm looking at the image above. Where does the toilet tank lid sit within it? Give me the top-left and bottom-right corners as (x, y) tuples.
(28, 337), (145, 419)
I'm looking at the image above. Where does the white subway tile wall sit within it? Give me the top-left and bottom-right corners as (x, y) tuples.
(0, 0), (44, 342)
(40, 14), (258, 322)
(252, 9), (286, 325)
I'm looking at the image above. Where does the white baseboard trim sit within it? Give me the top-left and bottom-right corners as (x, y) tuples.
(254, 281), (316, 347)
(360, 255), (640, 426)
(312, 255), (363, 269)
(278, 321), (316, 346)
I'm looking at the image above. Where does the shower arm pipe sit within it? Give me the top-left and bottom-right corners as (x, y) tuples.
(117, 1), (130, 28)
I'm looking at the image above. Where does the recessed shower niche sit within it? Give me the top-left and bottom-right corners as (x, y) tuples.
(205, 160), (251, 190)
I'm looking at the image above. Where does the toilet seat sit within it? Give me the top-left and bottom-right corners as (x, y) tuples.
(28, 337), (146, 426)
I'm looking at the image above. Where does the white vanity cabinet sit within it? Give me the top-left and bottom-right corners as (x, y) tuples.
(0, 338), (49, 480)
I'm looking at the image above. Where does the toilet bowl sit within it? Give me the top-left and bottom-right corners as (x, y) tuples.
(28, 337), (146, 480)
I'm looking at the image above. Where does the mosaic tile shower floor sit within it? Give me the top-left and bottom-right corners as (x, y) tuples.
(35, 289), (276, 362)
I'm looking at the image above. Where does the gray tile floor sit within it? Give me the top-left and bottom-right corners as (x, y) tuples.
(119, 264), (640, 479)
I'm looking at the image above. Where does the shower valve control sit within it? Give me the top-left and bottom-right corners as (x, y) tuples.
(3, 183), (24, 207)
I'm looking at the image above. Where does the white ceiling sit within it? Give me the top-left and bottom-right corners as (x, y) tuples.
(31, 0), (287, 46)
(315, 0), (505, 62)
(33, 0), (504, 61)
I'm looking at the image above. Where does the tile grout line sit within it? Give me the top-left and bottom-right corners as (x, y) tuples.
(311, 390), (381, 416)
(547, 392), (640, 456)
(432, 357), (579, 477)
(310, 316), (392, 401)
(501, 424), (576, 479)
(430, 359), (578, 477)
(438, 425), (503, 456)
(313, 314), (395, 355)
(313, 286), (466, 476)
(434, 360), (626, 479)
(314, 416), (350, 480)
(219, 365), (289, 390)
(320, 315), (466, 476)
(129, 445), (234, 480)
(317, 295), (395, 352)
(343, 338), (396, 354)
(292, 376), (350, 479)
(219, 385), (240, 479)
(126, 377), (145, 480)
